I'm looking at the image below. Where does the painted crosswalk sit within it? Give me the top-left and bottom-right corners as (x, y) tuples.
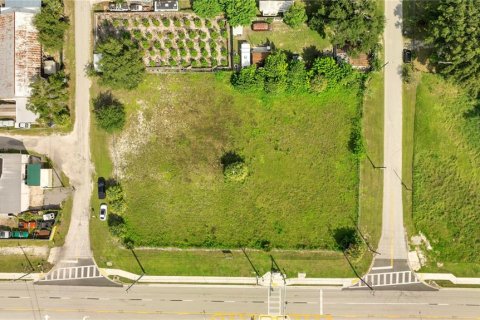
(39, 265), (102, 282)
(353, 271), (420, 288)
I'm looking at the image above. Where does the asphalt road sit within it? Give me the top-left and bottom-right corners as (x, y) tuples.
(375, 0), (408, 265)
(0, 283), (479, 320)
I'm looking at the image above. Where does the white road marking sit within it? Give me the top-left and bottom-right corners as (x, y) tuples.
(371, 266), (393, 271)
(320, 289), (323, 315)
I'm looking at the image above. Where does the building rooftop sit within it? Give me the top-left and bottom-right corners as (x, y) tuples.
(0, 12), (41, 99)
(259, 0), (294, 16)
(0, 153), (29, 214)
(154, 0), (178, 11)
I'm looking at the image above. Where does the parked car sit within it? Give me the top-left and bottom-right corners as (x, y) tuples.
(0, 119), (15, 127)
(99, 204), (108, 221)
(18, 122), (31, 129)
(403, 49), (412, 63)
(43, 212), (56, 221)
(11, 231), (29, 238)
(0, 231), (11, 239)
(130, 3), (142, 11)
(98, 177), (106, 199)
(38, 220), (54, 229)
(251, 21), (271, 31)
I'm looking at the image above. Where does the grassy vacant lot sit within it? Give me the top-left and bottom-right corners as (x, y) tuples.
(409, 74), (480, 274)
(244, 22), (329, 54)
(89, 70), (377, 276)
(101, 73), (360, 250)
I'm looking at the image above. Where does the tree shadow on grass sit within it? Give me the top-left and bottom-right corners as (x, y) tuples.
(220, 151), (244, 171)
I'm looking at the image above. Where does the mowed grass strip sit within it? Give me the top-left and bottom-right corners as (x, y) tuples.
(412, 74), (480, 265)
(107, 73), (360, 250)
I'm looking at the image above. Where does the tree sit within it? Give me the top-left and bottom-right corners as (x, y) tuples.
(224, 162), (249, 182)
(263, 51), (289, 94)
(309, 0), (384, 54)
(222, 0), (257, 27)
(283, 3), (307, 28)
(231, 65), (263, 91)
(93, 92), (126, 132)
(106, 184), (127, 214)
(287, 59), (310, 92)
(27, 71), (70, 125)
(311, 57), (354, 85)
(34, 0), (68, 52)
(193, 0), (223, 18)
(96, 35), (145, 90)
(425, 0), (480, 96)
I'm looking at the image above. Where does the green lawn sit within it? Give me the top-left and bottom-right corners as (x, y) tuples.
(411, 74), (480, 273)
(243, 22), (330, 54)
(0, 256), (52, 273)
(89, 71), (375, 276)
(358, 70), (384, 250)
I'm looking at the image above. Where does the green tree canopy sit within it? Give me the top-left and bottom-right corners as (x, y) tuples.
(222, 0), (257, 27)
(93, 92), (126, 132)
(96, 35), (145, 90)
(263, 51), (289, 94)
(287, 59), (310, 92)
(309, 0), (384, 54)
(27, 71), (70, 125)
(34, 0), (68, 52)
(231, 65), (263, 91)
(425, 0), (480, 96)
(283, 3), (307, 28)
(193, 0), (223, 18)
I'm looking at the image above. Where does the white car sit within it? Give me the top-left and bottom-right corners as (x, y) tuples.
(43, 212), (56, 221)
(100, 204), (107, 221)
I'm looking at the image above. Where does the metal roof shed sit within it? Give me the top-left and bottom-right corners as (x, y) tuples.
(26, 163), (41, 186)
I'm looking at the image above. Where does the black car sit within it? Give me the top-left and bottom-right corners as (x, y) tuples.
(98, 177), (106, 199)
(403, 49), (412, 63)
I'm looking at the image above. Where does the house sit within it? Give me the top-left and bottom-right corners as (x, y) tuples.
(252, 46), (272, 66)
(0, 153), (31, 215)
(335, 46), (370, 70)
(154, 0), (178, 12)
(259, 0), (294, 17)
(0, 11), (41, 128)
(240, 42), (251, 68)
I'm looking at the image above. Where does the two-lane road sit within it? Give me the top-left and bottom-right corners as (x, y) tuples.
(0, 283), (479, 320)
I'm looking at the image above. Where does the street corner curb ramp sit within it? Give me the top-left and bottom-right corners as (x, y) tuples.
(345, 259), (437, 291)
(35, 258), (121, 287)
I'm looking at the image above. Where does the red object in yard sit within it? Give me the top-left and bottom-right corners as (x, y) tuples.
(251, 21), (271, 31)
(34, 229), (51, 239)
(18, 220), (37, 232)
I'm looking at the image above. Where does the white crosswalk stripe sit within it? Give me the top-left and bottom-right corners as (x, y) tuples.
(354, 271), (420, 288)
(39, 265), (102, 282)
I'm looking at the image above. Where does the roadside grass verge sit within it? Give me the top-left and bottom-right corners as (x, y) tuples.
(410, 74), (480, 273)
(358, 70), (384, 252)
(0, 256), (52, 273)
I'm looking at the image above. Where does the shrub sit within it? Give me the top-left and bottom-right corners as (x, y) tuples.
(191, 59), (199, 67)
(154, 40), (161, 49)
(194, 18), (202, 28)
(173, 18), (181, 27)
(199, 40), (206, 49)
(188, 30), (196, 39)
(209, 41), (217, 50)
(142, 18), (150, 27)
(181, 59), (189, 67)
(190, 48), (198, 57)
(152, 18), (160, 26)
(112, 19), (120, 27)
(170, 48), (178, 58)
(146, 32), (153, 39)
(149, 48), (155, 56)
(149, 59), (156, 67)
(167, 32), (175, 40)
(205, 19), (212, 28)
(93, 92), (126, 132)
(224, 162), (249, 182)
(210, 30), (219, 40)
(132, 29), (142, 39)
(201, 48), (208, 57)
(159, 49), (166, 57)
(133, 19), (139, 27)
(106, 184), (127, 215)
(200, 57), (208, 67)
(162, 17), (170, 27)
(122, 19), (129, 27)
(183, 17), (191, 27)
(178, 31), (185, 39)
(180, 48), (187, 57)
(211, 50), (218, 58)
(186, 39), (195, 48)
(220, 58), (228, 66)
(141, 39), (150, 48)
(169, 58), (177, 67)
(283, 3), (307, 28)
(164, 39), (172, 48)
(220, 46), (227, 57)
(211, 58), (218, 67)
(199, 30), (207, 39)
(221, 29), (228, 38)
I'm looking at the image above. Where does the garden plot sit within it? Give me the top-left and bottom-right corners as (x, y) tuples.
(95, 13), (230, 68)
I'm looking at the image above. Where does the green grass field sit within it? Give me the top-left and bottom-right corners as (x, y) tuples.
(88, 70), (380, 276)
(411, 74), (480, 271)
(97, 73), (360, 250)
